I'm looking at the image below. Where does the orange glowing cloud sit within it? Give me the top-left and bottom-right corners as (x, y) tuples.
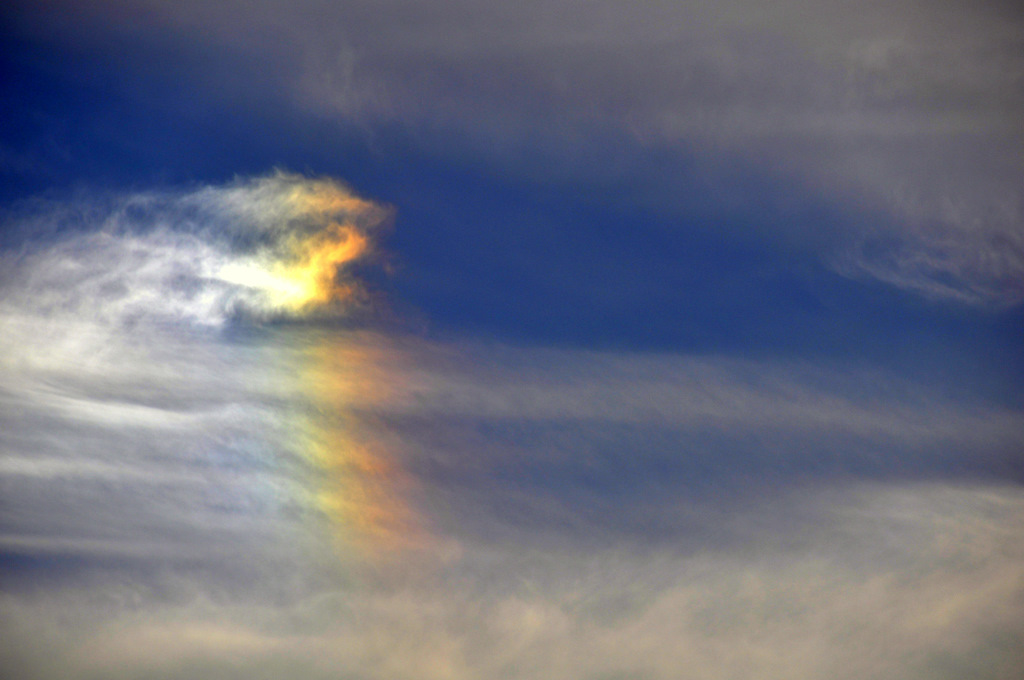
(215, 173), (388, 316)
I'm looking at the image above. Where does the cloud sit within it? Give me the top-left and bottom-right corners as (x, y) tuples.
(0, 173), (411, 562)
(831, 204), (1024, 307)
(0, 171), (389, 328)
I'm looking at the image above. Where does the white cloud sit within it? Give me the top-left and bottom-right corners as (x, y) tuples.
(0, 171), (388, 329)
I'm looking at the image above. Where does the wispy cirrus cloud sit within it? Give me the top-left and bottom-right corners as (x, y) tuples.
(0, 171), (389, 329)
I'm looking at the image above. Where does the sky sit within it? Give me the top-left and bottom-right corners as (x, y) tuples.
(0, 1), (1022, 678)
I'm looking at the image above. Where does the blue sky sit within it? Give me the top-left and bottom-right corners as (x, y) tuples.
(1, 2), (1022, 678)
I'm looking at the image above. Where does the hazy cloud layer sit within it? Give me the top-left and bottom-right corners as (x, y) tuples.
(1, 175), (1022, 677)
(2, 483), (1023, 680)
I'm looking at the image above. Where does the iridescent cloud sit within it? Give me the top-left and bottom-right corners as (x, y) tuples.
(0, 172), (416, 557)
(0, 171), (389, 328)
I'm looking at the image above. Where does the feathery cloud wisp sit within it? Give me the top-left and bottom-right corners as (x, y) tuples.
(1, 172), (388, 328)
